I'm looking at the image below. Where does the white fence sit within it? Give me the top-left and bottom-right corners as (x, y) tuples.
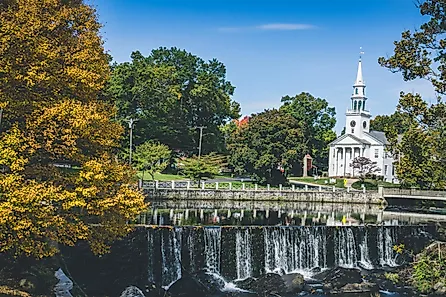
(139, 180), (361, 193)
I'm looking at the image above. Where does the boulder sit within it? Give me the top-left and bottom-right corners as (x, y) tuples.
(193, 271), (225, 293)
(249, 273), (286, 296)
(168, 275), (209, 297)
(322, 267), (362, 290)
(233, 277), (257, 291)
(337, 282), (378, 294)
(119, 286), (145, 297)
(281, 273), (304, 293)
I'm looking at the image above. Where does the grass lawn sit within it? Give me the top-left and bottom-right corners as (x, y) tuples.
(288, 176), (345, 188)
(137, 172), (188, 181)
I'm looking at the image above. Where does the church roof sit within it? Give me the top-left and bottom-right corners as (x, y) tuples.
(365, 131), (389, 145)
(354, 59), (365, 87)
(328, 133), (371, 146)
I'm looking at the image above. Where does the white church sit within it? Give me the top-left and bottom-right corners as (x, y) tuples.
(328, 58), (397, 183)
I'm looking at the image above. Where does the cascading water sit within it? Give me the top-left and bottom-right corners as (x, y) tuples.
(148, 229), (155, 283)
(264, 227), (327, 275)
(335, 228), (357, 268)
(358, 229), (373, 270)
(161, 228), (182, 288)
(378, 227), (398, 267)
(235, 228), (252, 280)
(204, 227), (221, 273)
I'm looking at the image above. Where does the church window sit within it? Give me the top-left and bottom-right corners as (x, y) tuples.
(363, 101), (366, 110)
(358, 101), (362, 111)
(374, 149), (379, 158)
(385, 165), (388, 175)
(355, 88), (358, 95)
(363, 121), (367, 129)
(353, 101), (357, 110)
(351, 128), (354, 133)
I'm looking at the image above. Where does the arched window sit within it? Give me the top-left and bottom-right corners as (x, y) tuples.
(363, 101), (366, 110)
(355, 88), (358, 95)
(358, 101), (362, 111)
(353, 101), (357, 110)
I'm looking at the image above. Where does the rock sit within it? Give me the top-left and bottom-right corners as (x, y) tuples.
(338, 282), (378, 294)
(120, 286), (145, 297)
(168, 275), (209, 297)
(281, 273), (304, 293)
(233, 277), (257, 291)
(19, 279), (35, 291)
(322, 267), (362, 289)
(249, 273), (286, 296)
(193, 271), (225, 293)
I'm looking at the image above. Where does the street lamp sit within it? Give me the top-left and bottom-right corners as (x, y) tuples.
(128, 118), (138, 166)
(194, 126), (207, 159)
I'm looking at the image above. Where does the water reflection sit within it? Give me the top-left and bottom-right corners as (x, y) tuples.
(136, 199), (446, 226)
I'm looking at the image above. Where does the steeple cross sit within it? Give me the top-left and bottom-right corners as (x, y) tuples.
(359, 47), (365, 60)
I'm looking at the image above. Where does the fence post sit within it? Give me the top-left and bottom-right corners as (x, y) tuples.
(138, 179), (143, 189)
(255, 184), (258, 191)
(267, 184), (270, 191)
(229, 182), (232, 190)
(332, 186), (335, 192)
(187, 181), (190, 190)
(305, 185), (308, 192)
(279, 184), (282, 191)
(292, 185), (295, 191)
(242, 183), (245, 191)
(216, 182), (219, 190)
(319, 186), (322, 192)
(363, 187), (366, 194)
(155, 180), (159, 189)
(347, 187), (350, 193)
(201, 182), (205, 190)
(171, 180), (175, 189)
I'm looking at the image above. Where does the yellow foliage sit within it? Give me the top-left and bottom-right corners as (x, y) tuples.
(0, 0), (146, 258)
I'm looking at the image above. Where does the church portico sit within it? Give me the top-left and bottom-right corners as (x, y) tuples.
(328, 54), (397, 183)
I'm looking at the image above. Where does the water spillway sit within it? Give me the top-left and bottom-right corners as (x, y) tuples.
(143, 225), (434, 288)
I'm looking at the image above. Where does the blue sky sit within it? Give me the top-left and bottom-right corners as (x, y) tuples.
(92, 0), (436, 132)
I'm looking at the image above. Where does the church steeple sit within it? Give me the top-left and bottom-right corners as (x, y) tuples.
(345, 49), (371, 138)
(350, 50), (368, 113)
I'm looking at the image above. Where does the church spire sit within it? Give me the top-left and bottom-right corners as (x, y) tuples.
(350, 48), (368, 113)
(354, 47), (365, 86)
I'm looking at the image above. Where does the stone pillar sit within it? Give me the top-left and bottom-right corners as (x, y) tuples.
(215, 182), (219, 190)
(242, 183), (245, 190)
(155, 180), (159, 189)
(187, 181), (191, 190)
(227, 209), (231, 218)
(200, 209), (204, 220)
(265, 209), (270, 218)
(171, 180), (175, 189)
(253, 209), (257, 218)
(319, 186), (322, 192)
(185, 209), (189, 220)
(255, 184), (258, 191)
(267, 184), (270, 191)
(229, 182), (232, 190)
(279, 184), (282, 191)
(201, 182), (205, 190)
(292, 185), (295, 191)
(305, 185), (308, 191)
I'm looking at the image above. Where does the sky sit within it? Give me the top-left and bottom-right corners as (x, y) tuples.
(91, 0), (436, 132)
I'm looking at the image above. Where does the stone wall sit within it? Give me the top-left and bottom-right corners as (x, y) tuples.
(144, 189), (384, 205)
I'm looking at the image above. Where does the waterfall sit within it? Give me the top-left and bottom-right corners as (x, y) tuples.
(148, 229), (155, 283)
(235, 228), (252, 280)
(204, 227), (221, 273)
(161, 228), (182, 288)
(358, 229), (373, 270)
(378, 227), (397, 267)
(335, 228), (358, 268)
(187, 230), (196, 273)
(264, 227), (327, 275)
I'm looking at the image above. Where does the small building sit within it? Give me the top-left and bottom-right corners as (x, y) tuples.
(328, 58), (397, 182)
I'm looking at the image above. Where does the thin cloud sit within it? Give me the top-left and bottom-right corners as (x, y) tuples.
(218, 23), (315, 32)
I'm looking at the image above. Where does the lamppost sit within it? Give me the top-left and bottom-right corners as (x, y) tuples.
(194, 126), (207, 159)
(128, 118), (138, 166)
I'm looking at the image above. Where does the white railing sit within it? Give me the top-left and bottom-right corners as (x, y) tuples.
(139, 180), (351, 193)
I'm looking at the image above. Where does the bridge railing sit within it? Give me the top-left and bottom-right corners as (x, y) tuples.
(140, 180), (357, 193)
(383, 188), (446, 198)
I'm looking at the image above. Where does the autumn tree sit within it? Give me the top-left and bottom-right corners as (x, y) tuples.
(105, 48), (240, 155)
(133, 141), (171, 181)
(378, 0), (446, 189)
(350, 157), (381, 182)
(0, 0), (145, 258)
(280, 92), (337, 172)
(227, 109), (306, 185)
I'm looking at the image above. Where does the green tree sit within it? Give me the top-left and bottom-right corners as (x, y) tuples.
(280, 92), (337, 172)
(105, 48), (240, 155)
(179, 153), (226, 181)
(378, 0), (446, 189)
(370, 113), (413, 134)
(133, 141), (171, 181)
(227, 109), (306, 185)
